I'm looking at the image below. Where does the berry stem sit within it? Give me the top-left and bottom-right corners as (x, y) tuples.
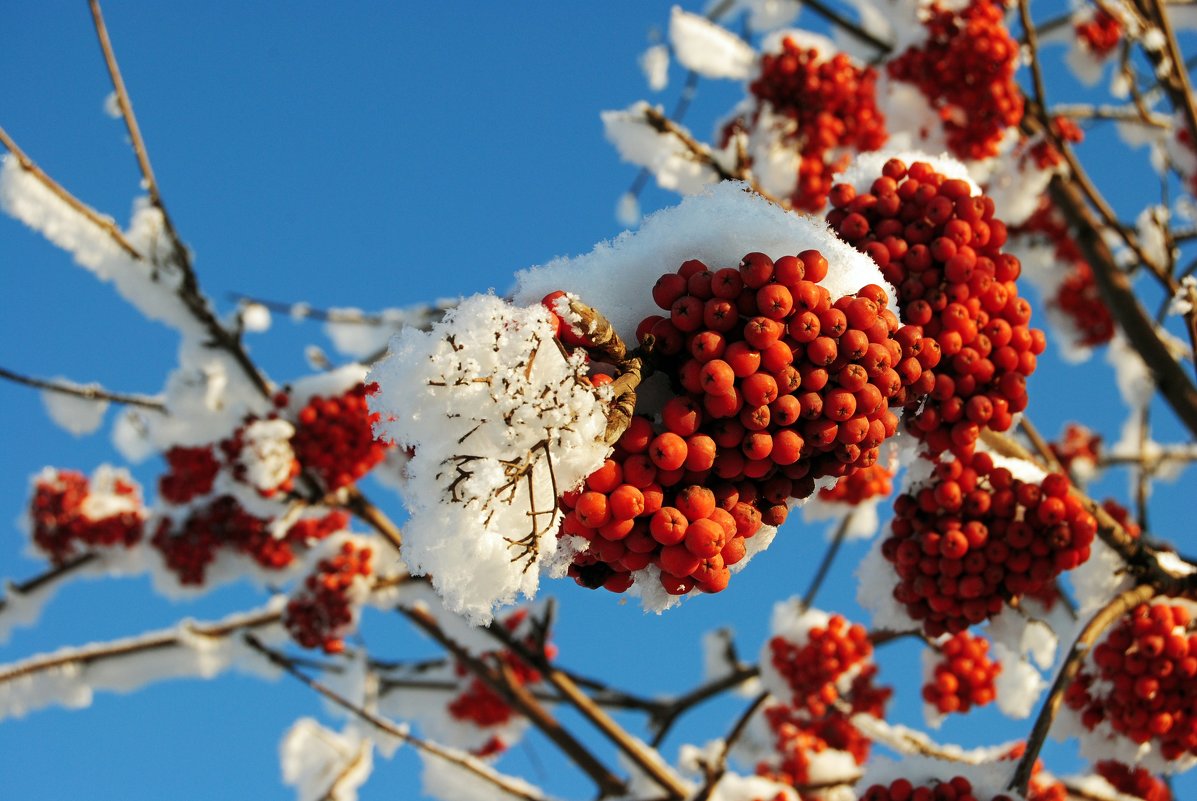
(1007, 584), (1158, 796)
(0, 552), (97, 616)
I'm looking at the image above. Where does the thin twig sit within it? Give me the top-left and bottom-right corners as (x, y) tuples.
(0, 126), (142, 258)
(649, 665), (761, 747)
(244, 635), (547, 801)
(401, 604), (627, 798)
(0, 553), (98, 615)
(802, 513), (852, 608)
(483, 616), (690, 800)
(0, 607), (282, 685)
(1008, 585), (1158, 795)
(0, 365), (166, 412)
(691, 691), (770, 801)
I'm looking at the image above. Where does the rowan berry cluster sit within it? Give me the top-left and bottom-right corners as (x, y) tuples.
(28, 468), (145, 564)
(559, 441), (756, 596)
(883, 452), (1096, 636)
(444, 609), (553, 750)
(1048, 423), (1102, 474)
(886, 0), (1023, 160)
(291, 382), (388, 491)
(816, 463), (893, 506)
(152, 497), (347, 584)
(921, 631), (1001, 715)
(758, 612), (889, 788)
(284, 539), (373, 653)
(768, 613), (873, 713)
(1076, 9), (1124, 58)
(1065, 601), (1197, 760)
(861, 775), (1014, 801)
(643, 253), (923, 493)
(829, 159), (1044, 458)
(1095, 760), (1173, 801)
(744, 36), (887, 211)
(158, 445), (221, 504)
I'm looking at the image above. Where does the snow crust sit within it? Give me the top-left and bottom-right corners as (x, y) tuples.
(40, 381), (109, 436)
(281, 718), (373, 801)
(369, 295), (611, 625)
(669, 7), (758, 80)
(0, 599), (287, 721)
(603, 102), (726, 195)
(513, 182), (892, 341)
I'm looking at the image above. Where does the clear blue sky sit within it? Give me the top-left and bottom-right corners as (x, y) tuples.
(1, 3), (1193, 799)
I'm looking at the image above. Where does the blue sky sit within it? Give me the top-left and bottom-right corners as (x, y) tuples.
(1, 2), (1194, 799)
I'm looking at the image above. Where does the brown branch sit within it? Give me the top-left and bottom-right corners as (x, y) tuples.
(0, 365), (166, 412)
(0, 553), (99, 617)
(337, 485), (404, 555)
(650, 664), (761, 747)
(640, 107), (787, 207)
(1008, 584), (1158, 795)
(244, 635), (547, 801)
(484, 617), (690, 800)
(0, 125), (142, 259)
(800, 0), (893, 54)
(401, 604), (627, 798)
(0, 607), (282, 685)
(1041, 162), (1197, 438)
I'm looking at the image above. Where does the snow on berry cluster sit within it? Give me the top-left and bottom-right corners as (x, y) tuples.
(1063, 599), (1197, 772)
(921, 630), (1001, 719)
(26, 466), (146, 564)
(728, 32), (886, 211)
(829, 156), (1044, 459)
(557, 244), (926, 602)
(748, 602), (891, 789)
(368, 293), (613, 625)
(886, 0), (1023, 161)
(873, 450), (1096, 637)
(284, 537), (374, 653)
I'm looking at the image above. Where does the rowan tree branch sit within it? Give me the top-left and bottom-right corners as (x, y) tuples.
(0, 365), (166, 412)
(401, 604), (627, 798)
(244, 634), (548, 801)
(1008, 585), (1159, 795)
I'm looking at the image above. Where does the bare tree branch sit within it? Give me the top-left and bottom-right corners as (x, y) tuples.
(0, 365), (166, 412)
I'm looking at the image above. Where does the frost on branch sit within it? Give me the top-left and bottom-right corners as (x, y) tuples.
(280, 718), (373, 801)
(603, 102), (729, 195)
(368, 294), (611, 624)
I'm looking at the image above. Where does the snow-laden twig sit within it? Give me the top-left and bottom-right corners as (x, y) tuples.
(0, 365), (166, 412)
(0, 601), (286, 721)
(248, 636), (550, 801)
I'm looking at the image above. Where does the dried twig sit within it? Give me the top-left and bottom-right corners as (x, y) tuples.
(691, 691), (770, 801)
(0, 365), (166, 412)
